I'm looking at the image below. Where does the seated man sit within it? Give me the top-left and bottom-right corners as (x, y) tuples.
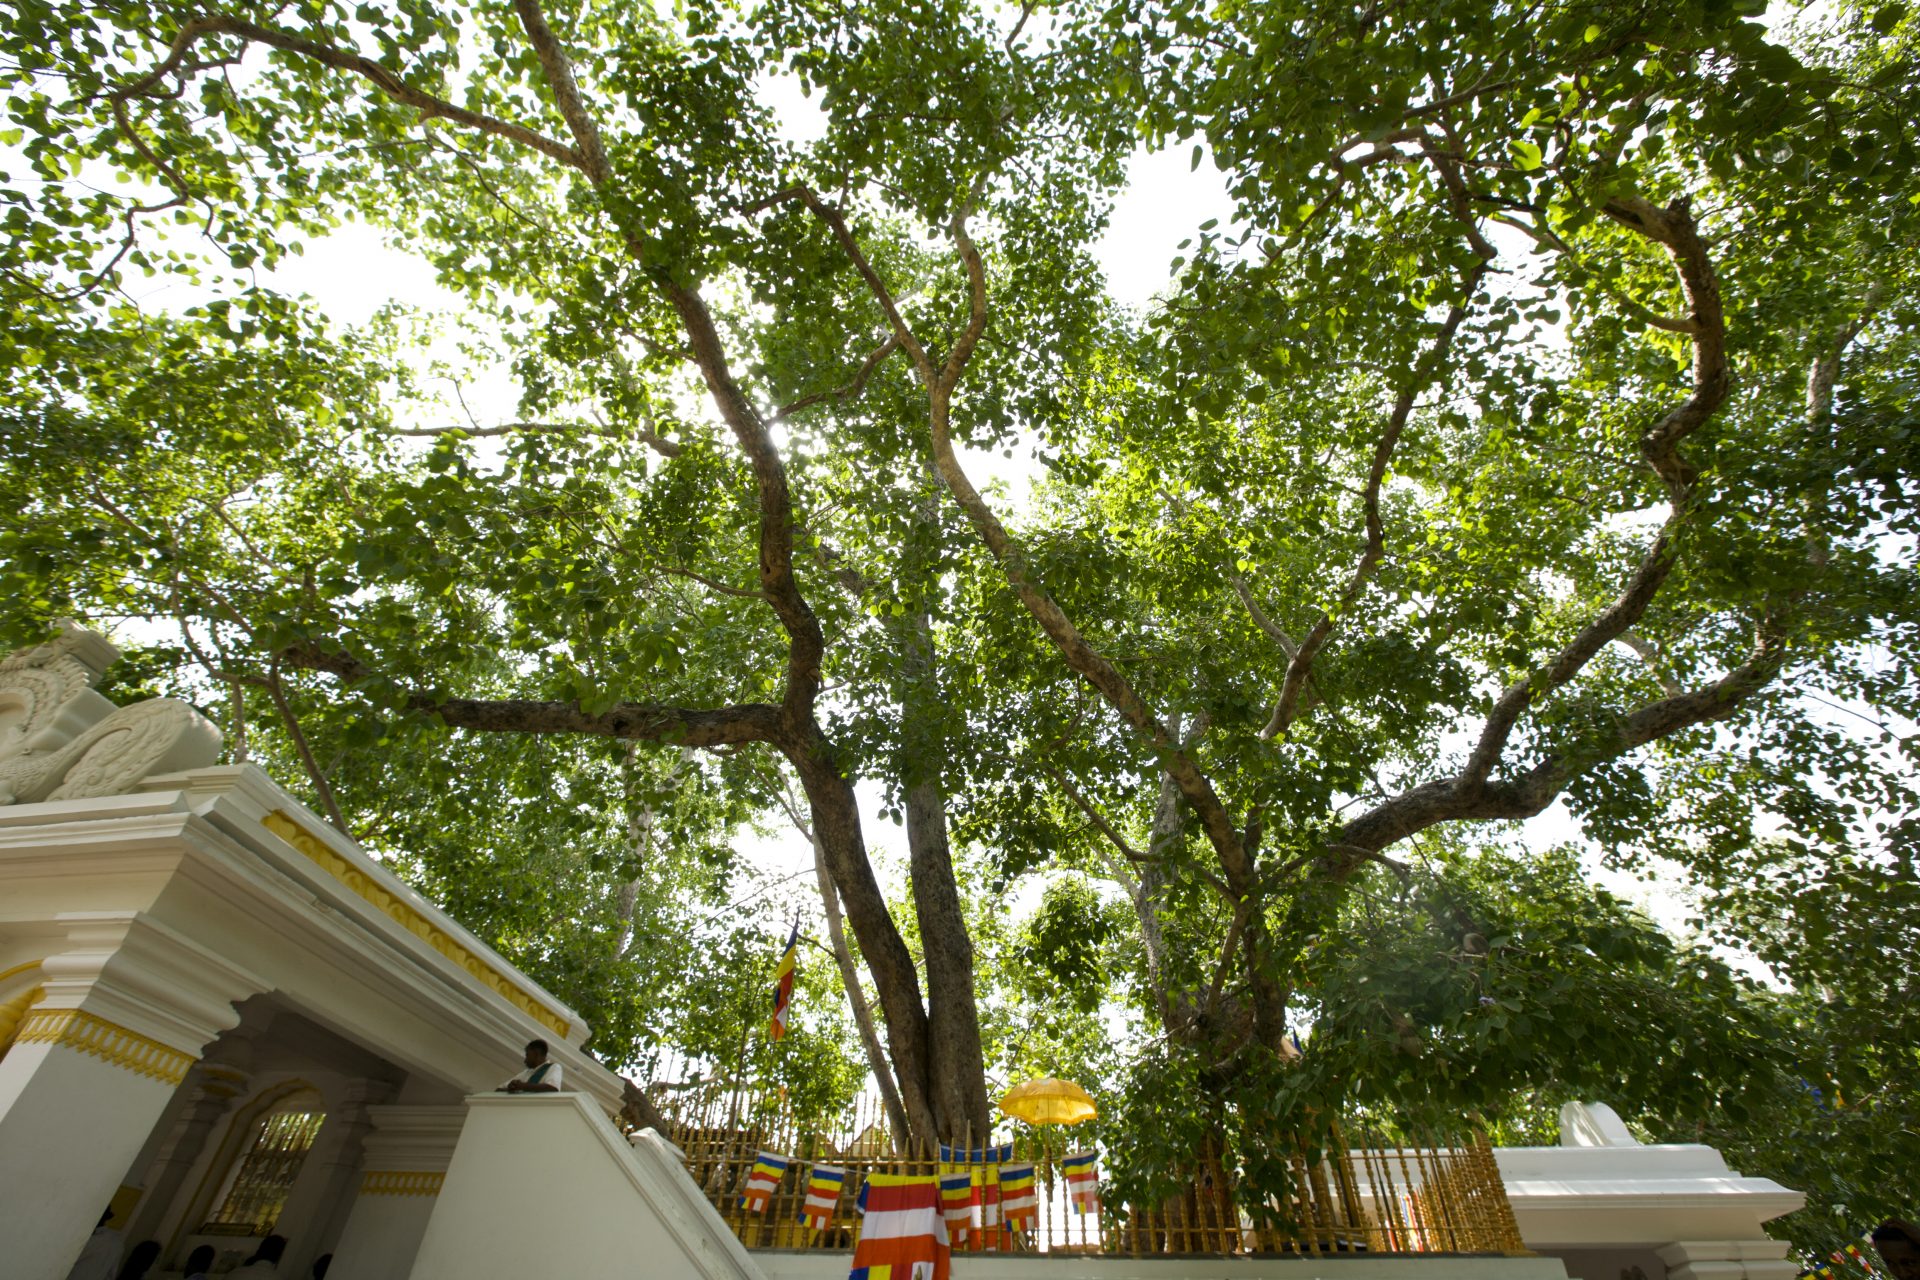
(498, 1038), (563, 1093)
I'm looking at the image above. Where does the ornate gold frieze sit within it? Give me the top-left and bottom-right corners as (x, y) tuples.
(14, 1009), (195, 1085)
(359, 1170), (445, 1197)
(262, 810), (570, 1037)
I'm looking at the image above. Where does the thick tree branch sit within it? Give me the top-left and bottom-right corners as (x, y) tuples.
(280, 641), (782, 746)
(507, 0), (611, 182)
(1338, 622), (1785, 855)
(1460, 196), (1727, 789)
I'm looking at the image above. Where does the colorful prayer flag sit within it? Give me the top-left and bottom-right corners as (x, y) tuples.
(740, 1149), (790, 1212)
(976, 1163), (1009, 1251)
(800, 1164), (846, 1230)
(937, 1141), (1014, 1163)
(847, 1174), (950, 1280)
(998, 1162), (1037, 1226)
(769, 923), (799, 1041)
(1061, 1148), (1100, 1215)
(938, 1170), (976, 1239)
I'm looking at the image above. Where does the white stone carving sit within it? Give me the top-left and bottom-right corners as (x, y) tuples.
(1558, 1100), (1641, 1147)
(0, 622), (221, 804)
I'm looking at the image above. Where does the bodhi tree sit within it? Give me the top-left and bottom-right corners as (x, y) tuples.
(4, 0), (1917, 1190)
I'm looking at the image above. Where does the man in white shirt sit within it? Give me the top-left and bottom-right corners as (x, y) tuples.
(498, 1038), (563, 1093)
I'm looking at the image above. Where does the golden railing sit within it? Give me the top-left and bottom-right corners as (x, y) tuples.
(646, 1082), (1525, 1256)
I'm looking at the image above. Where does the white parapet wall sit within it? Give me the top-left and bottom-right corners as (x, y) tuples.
(1492, 1107), (1804, 1280)
(409, 1093), (766, 1280)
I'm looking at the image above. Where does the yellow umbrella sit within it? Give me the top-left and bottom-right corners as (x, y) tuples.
(999, 1077), (1098, 1126)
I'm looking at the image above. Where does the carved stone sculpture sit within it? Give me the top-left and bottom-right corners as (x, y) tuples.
(0, 623), (222, 804)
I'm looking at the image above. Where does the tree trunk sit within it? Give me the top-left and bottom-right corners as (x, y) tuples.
(904, 772), (992, 1140)
(785, 729), (942, 1141)
(783, 791), (915, 1149)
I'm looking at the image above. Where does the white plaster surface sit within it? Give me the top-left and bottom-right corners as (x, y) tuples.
(0, 1039), (182, 1280)
(1493, 1145), (1802, 1248)
(409, 1093), (766, 1280)
(330, 1189), (446, 1280)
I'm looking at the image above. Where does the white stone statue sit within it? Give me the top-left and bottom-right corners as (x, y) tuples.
(0, 623), (222, 804)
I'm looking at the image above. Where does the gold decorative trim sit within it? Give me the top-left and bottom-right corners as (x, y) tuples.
(263, 810), (570, 1037)
(360, 1170), (445, 1197)
(14, 1009), (195, 1085)
(0, 960), (43, 985)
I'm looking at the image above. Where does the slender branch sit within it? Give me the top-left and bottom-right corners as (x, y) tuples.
(773, 335), (903, 422)
(1265, 262), (1488, 739)
(118, 15), (586, 171)
(1617, 631), (1683, 697)
(1226, 567), (1299, 660)
(1045, 766), (1144, 862)
(754, 186), (937, 384)
(263, 666), (353, 836)
(775, 786), (913, 1149)
(939, 175), (993, 395)
(658, 565), (770, 602)
(391, 419), (679, 456)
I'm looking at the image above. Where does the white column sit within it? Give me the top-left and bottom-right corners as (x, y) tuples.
(0, 921), (261, 1280)
(325, 1105), (468, 1280)
(1657, 1240), (1802, 1280)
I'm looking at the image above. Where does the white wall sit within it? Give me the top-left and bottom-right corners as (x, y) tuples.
(408, 1094), (764, 1280)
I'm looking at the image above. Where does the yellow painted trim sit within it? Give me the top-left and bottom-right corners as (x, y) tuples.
(14, 1009), (195, 1085)
(263, 810), (570, 1038)
(360, 1170), (446, 1197)
(0, 982), (45, 1059)
(0, 960), (43, 985)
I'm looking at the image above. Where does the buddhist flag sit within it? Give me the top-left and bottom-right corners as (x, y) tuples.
(800, 1164), (846, 1231)
(847, 1173), (950, 1280)
(999, 1162), (1037, 1227)
(938, 1170), (976, 1239)
(1061, 1149), (1100, 1214)
(769, 923), (799, 1041)
(976, 1162), (1010, 1251)
(740, 1150), (790, 1212)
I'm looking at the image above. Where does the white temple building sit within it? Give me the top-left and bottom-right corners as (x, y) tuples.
(0, 626), (1807, 1279)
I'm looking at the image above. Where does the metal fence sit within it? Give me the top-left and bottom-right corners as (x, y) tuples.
(644, 1080), (1526, 1256)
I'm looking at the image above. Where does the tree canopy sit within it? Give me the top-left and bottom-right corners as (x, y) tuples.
(3, 0), (1916, 1254)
